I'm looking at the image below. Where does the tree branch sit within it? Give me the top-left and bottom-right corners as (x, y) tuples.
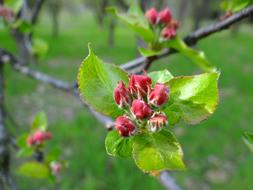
(31, 0), (46, 25)
(0, 60), (12, 189)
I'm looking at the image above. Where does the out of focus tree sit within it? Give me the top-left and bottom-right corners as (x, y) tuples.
(45, 0), (63, 37)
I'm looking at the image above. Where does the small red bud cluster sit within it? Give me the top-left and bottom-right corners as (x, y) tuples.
(114, 74), (169, 137)
(145, 7), (179, 40)
(26, 130), (52, 147)
(0, 6), (13, 22)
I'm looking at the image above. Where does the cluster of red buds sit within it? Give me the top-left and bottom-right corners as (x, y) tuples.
(0, 6), (13, 22)
(50, 161), (62, 175)
(26, 130), (52, 146)
(145, 7), (179, 40)
(114, 74), (169, 137)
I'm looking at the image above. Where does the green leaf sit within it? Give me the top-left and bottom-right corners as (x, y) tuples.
(77, 45), (128, 118)
(148, 70), (174, 85)
(17, 162), (50, 179)
(221, 0), (252, 12)
(138, 48), (162, 57)
(164, 37), (217, 73)
(105, 130), (133, 158)
(32, 111), (48, 131)
(243, 132), (253, 153)
(32, 38), (49, 59)
(4, 0), (23, 14)
(45, 148), (61, 163)
(11, 20), (32, 34)
(107, 3), (154, 42)
(164, 72), (219, 126)
(132, 129), (185, 172)
(17, 147), (34, 157)
(16, 133), (29, 148)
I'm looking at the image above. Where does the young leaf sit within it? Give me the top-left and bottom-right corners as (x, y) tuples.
(132, 129), (185, 172)
(221, 0), (253, 12)
(17, 147), (34, 157)
(164, 37), (217, 73)
(138, 48), (162, 57)
(107, 2), (154, 42)
(4, 0), (23, 14)
(242, 132), (253, 153)
(45, 148), (61, 163)
(32, 111), (47, 131)
(32, 38), (49, 59)
(16, 133), (29, 148)
(78, 45), (128, 119)
(105, 130), (133, 158)
(148, 70), (174, 85)
(17, 162), (50, 179)
(11, 20), (32, 34)
(164, 72), (219, 126)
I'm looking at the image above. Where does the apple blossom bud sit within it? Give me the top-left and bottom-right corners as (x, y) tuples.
(148, 113), (168, 132)
(33, 130), (44, 144)
(115, 116), (136, 137)
(149, 83), (169, 106)
(131, 99), (151, 119)
(129, 75), (152, 96)
(27, 135), (35, 146)
(32, 130), (52, 145)
(43, 132), (52, 140)
(0, 6), (13, 22)
(145, 8), (158, 25)
(114, 81), (131, 108)
(50, 161), (62, 175)
(158, 8), (172, 24)
(161, 26), (176, 39)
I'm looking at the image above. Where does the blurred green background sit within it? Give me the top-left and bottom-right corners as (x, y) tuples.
(1, 1), (253, 189)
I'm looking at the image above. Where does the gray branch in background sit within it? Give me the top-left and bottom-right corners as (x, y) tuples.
(1, 5), (253, 190)
(31, 0), (46, 25)
(0, 61), (18, 190)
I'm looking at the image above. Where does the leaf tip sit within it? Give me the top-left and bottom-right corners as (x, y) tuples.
(87, 43), (93, 54)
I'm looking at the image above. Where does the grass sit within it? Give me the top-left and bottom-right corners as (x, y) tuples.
(1, 11), (253, 189)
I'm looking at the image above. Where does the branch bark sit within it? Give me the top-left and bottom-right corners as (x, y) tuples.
(0, 60), (12, 189)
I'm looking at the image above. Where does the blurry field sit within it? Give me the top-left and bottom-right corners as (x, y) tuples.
(1, 11), (253, 190)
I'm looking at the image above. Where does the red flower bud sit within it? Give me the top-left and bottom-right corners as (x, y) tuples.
(131, 99), (151, 119)
(161, 26), (176, 39)
(43, 132), (52, 140)
(32, 130), (52, 145)
(145, 8), (158, 25)
(149, 83), (169, 106)
(148, 113), (168, 132)
(26, 135), (35, 146)
(33, 130), (44, 143)
(158, 8), (172, 24)
(0, 6), (13, 22)
(115, 116), (136, 137)
(114, 81), (131, 108)
(129, 75), (152, 96)
(50, 161), (62, 175)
